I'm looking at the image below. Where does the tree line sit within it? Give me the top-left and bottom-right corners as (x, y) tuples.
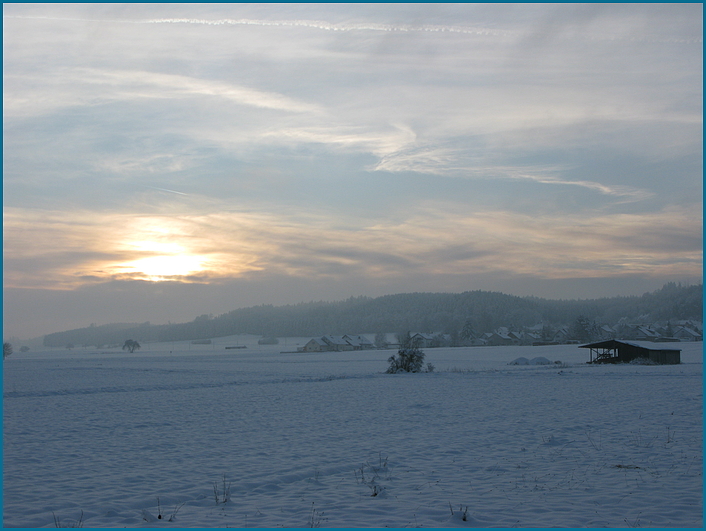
(42, 283), (702, 348)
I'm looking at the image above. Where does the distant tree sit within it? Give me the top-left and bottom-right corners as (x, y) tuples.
(386, 344), (433, 374)
(20, 346), (29, 352)
(396, 331), (412, 348)
(460, 320), (476, 341)
(374, 332), (388, 349)
(430, 333), (449, 347)
(477, 311), (494, 334)
(447, 328), (460, 347)
(666, 320), (674, 337)
(541, 323), (555, 342)
(3, 342), (12, 359)
(122, 339), (141, 353)
(569, 315), (594, 342)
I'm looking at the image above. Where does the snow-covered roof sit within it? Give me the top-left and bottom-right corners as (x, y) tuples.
(636, 326), (660, 337)
(580, 339), (681, 351)
(342, 334), (374, 346)
(411, 332), (435, 340)
(675, 327), (701, 338)
(321, 335), (349, 346)
(620, 340), (680, 351)
(306, 337), (327, 346)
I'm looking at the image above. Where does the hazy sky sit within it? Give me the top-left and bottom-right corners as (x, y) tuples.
(3, 3), (703, 339)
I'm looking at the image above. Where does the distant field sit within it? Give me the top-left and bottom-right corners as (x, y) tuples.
(3, 341), (702, 528)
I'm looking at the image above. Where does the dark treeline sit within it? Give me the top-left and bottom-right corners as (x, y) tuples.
(43, 282), (702, 348)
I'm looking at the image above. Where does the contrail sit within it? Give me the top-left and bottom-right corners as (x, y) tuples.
(3, 15), (514, 38)
(146, 186), (188, 196)
(4, 15), (700, 44)
(142, 18), (514, 37)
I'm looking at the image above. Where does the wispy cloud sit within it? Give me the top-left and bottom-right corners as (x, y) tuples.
(145, 186), (188, 196)
(3, 68), (320, 119)
(6, 12), (700, 44)
(4, 201), (700, 290)
(3, 14), (517, 38)
(2, 3), (701, 339)
(374, 148), (654, 202)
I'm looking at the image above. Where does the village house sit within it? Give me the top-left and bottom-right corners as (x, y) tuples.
(673, 326), (703, 341)
(299, 334), (378, 352)
(300, 337), (328, 352)
(321, 335), (354, 351)
(342, 334), (376, 350)
(484, 330), (514, 346)
(408, 332), (452, 348)
(634, 326), (662, 341)
(552, 327), (571, 343)
(598, 324), (616, 339)
(520, 330), (542, 345)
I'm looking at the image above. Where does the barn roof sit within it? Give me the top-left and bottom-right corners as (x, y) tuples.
(579, 339), (681, 352)
(580, 339), (682, 364)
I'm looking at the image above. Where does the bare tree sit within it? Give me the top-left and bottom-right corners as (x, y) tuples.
(122, 339), (141, 353)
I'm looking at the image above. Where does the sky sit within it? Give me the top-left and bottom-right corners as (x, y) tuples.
(3, 3), (703, 340)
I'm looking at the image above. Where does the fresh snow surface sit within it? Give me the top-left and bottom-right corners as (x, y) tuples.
(3, 339), (703, 528)
(508, 357), (552, 366)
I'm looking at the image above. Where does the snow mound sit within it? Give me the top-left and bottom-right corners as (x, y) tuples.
(509, 356), (552, 366)
(529, 356), (552, 365)
(629, 357), (658, 365)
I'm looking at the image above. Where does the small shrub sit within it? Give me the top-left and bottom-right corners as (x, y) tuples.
(354, 453), (391, 496)
(213, 474), (231, 504)
(308, 502), (326, 528)
(52, 510), (83, 528)
(386, 347), (431, 373)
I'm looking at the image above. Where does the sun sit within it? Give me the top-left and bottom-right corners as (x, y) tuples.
(112, 235), (209, 281)
(123, 255), (206, 280)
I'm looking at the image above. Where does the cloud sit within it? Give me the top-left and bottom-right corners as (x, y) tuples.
(7, 8), (701, 44)
(3, 13), (518, 38)
(4, 200), (701, 292)
(4, 6), (700, 194)
(373, 147), (655, 203)
(2, 4), (702, 339)
(3, 68), (321, 119)
(485, 167), (655, 203)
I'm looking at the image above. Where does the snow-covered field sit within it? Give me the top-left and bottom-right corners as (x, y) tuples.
(3, 338), (702, 528)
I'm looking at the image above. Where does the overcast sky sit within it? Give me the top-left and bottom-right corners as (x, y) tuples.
(3, 3), (703, 340)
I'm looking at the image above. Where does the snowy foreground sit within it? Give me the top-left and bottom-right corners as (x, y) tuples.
(3, 339), (702, 528)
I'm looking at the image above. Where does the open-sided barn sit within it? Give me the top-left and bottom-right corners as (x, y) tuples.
(580, 339), (681, 365)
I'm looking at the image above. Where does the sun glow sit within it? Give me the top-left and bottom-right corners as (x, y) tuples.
(122, 254), (207, 280)
(129, 240), (185, 254)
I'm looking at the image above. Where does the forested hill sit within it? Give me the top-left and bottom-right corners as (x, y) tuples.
(43, 283), (702, 347)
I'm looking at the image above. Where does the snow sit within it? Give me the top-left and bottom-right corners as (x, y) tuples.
(3, 339), (703, 528)
(508, 356), (553, 366)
